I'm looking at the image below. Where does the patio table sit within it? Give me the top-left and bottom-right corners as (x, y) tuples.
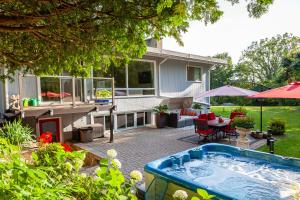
(208, 117), (230, 139)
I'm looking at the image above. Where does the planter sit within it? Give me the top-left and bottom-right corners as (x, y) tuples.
(251, 131), (264, 139)
(155, 113), (168, 128)
(79, 127), (93, 143)
(236, 127), (252, 148)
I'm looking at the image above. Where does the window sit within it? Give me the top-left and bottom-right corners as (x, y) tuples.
(93, 60), (155, 97)
(94, 116), (112, 131)
(137, 112), (144, 126)
(40, 77), (83, 103)
(128, 61), (155, 96)
(126, 113), (134, 128)
(187, 66), (202, 82)
(145, 112), (152, 125)
(117, 114), (126, 129)
(41, 77), (60, 102)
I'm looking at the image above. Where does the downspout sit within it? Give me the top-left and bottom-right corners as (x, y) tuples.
(207, 64), (217, 106)
(157, 57), (169, 97)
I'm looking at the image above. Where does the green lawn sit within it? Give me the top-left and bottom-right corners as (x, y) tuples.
(211, 106), (300, 158)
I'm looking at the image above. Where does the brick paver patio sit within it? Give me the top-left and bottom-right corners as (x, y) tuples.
(75, 126), (266, 176)
(75, 126), (198, 176)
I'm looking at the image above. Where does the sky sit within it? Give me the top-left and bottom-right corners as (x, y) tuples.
(163, 0), (300, 63)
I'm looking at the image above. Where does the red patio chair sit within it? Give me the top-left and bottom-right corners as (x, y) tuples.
(198, 113), (208, 120)
(194, 119), (215, 143)
(207, 112), (216, 120)
(221, 119), (238, 143)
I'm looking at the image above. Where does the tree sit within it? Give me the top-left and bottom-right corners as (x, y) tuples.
(281, 52), (300, 83)
(238, 33), (300, 87)
(211, 53), (234, 89)
(0, 0), (274, 78)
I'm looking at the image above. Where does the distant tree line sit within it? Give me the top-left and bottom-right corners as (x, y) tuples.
(210, 33), (300, 106)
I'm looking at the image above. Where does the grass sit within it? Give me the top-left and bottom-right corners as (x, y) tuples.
(211, 106), (300, 158)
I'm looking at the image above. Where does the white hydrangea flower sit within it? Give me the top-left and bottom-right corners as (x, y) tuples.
(112, 159), (122, 169)
(80, 173), (87, 178)
(173, 190), (188, 200)
(130, 170), (143, 182)
(65, 162), (73, 172)
(107, 149), (117, 158)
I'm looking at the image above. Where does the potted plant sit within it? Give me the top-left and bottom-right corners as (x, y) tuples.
(192, 102), (202, 115)
(231, 116), (255, 148)
(153, 104), (169, 128)
(95, 89), (112, 105)
(269, 118), (286, 135)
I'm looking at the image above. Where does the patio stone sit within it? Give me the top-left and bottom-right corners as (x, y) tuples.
(75, 126), (266, 177)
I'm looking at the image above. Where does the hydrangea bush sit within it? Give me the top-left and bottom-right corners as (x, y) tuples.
(0, 138), (141, 199)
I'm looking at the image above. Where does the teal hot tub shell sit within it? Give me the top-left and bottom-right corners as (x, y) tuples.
(144, 143), (300, 200)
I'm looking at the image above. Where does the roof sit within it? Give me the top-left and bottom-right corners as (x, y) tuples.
(146, 47), (227, 65)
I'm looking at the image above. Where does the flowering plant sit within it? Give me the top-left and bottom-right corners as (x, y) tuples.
(61, 143), (72, 152)
(38, 132), (53, 143)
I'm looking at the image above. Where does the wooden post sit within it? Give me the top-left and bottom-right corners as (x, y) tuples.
(109, 78), (115, 143)
(72, 77), (76, 107)
(18, 73), (23, 111)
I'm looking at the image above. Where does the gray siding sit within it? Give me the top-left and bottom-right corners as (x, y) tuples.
(0, 80), (4, 113)
(159, 59), (211, 103)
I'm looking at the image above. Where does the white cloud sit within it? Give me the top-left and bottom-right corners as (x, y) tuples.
(163, 0), (300, 63)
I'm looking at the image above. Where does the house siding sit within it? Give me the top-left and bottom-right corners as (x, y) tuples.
(0, 80), (4, 114)
(159, 59), (211, 104)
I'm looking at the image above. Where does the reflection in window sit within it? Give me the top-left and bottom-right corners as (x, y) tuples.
(117, 114), (126, 129)
(41, 77), (60, 102)
(128, 61), (154, 88)
(94, 65), (126, 88)
(145, 112), (152, 125)
(75, 79), (82, 102)
(61, 78), (73, 102)
(187, 66), (202, 82)
(40, 77), (82, 103)
(127, 113), (134, 128)
(137, 112), (144, 126)
(93, 61), (155, 97)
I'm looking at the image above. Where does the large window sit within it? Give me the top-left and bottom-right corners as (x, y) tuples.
(187, 66), (202, 82)
(40, 77), (83, 103)
(94, 60), (155, 97)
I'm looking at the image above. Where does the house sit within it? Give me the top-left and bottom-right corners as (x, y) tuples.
(0, 40), (225, 142)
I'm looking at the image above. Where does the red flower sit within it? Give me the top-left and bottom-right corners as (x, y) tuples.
(61, 143), (72, 152)
(38, 132), (53, 144)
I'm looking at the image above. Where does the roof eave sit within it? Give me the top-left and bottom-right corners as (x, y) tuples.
(146, 47), (227, 65)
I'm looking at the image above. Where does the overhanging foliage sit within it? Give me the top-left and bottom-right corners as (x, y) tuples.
(0, 0), (274, 78)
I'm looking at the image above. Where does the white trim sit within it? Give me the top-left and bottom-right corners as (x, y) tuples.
(186, 65), (203, 83)
(146, 47), (227, 65)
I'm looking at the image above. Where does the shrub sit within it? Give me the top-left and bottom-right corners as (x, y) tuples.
(269, 118), (286, 135)
(0, 140), (139, 200)
(153, 104), (168, 113)
(231, 107), (247, 115)
(231, 117), (255, 129)
(192, 102), (202, 110)
(0, 120), (34, 146)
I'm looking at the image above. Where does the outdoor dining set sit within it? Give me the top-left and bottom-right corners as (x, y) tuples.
(194, 111), (245, 143)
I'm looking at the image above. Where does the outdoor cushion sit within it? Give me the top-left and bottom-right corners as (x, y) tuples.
(197, 129), (214, 135)
(207, 112), (216, 120)
(199, 114), (208, 120)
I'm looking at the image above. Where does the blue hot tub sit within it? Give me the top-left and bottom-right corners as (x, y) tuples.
(144, 144), (300, 200)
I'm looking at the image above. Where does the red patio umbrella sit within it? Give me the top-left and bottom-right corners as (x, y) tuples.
(249, 82), (300, 133)
(250, 82), (300, 99)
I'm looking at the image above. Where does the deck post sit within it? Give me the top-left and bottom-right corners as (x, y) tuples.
(109, 78), (115, 143)
(18, 73), (23, 111)
(72, 77), (76, 107)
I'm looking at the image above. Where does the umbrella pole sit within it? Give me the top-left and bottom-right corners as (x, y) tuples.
(260, 101), (263, 133)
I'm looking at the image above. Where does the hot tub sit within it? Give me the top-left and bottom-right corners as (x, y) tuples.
(144, 143), (300, 200)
